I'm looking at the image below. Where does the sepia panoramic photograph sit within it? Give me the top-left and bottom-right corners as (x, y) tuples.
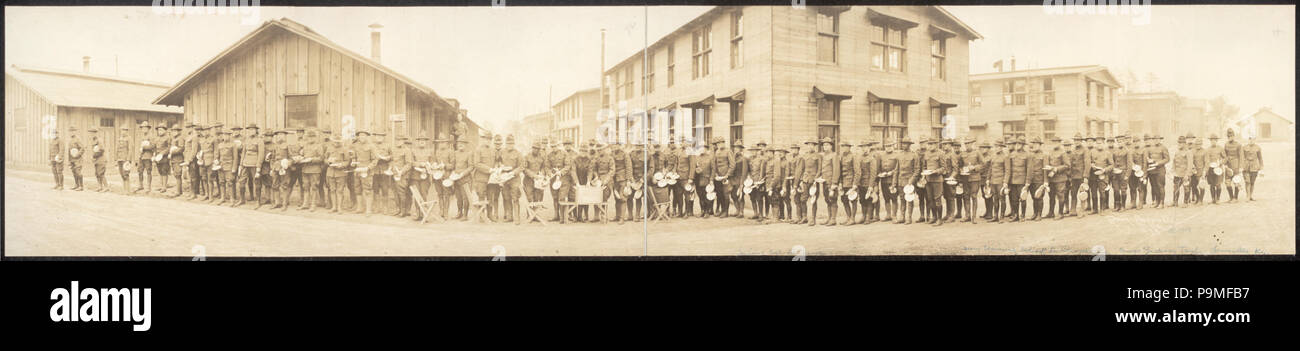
(4, 2), (1295, 258)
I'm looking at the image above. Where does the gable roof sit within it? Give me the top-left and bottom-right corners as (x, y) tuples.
(970, 65), (1122, 88)
(153, 18), (457, 113)
(1247, 108), (1293, 124)
(7, 65), (183, 114)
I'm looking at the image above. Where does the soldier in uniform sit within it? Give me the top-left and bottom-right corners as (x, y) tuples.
(940, 139), (960, 222)
(135, 121), (155, 193)
(153, 125), (172, 194)
(549, 140), (573, 222)
(878, 140), (899, 223)
(432, 136), (454, 218)
(1108, 136), (1128, 211)
(67, 127), (86, 191)
(349, 131), (375, 215)
(1242, 134), (1262, 201)
(215, 128), (237, 205)
(409, 134), (434, 220)
(854, 140), (879, 224)
(522, 138), (547, 206)
(797, 139), (821, 225)
(607, 142), (630, 223)
(88, 128), (108, 192)
(166, 125), (185, 197)
(784, 143), (804, 223)
(258, 131), (276, 208)
(1002, 139), (1025, 222)
(182, 125), (201, 199)
(1067, 134), (1088, 217)
(391, 137), (415, 217)
(693, 140), (716, 218)
(483, 135), (505, 221)
(921, 138), (948, 225)
(1088, 136), (1112, 213)
(892, 137), (918, 224)
(1203, 133), (1226, 204)
(499, 135), (523, 223)
(49, 128), (65, 190)
(814, 137), (840, 226)
(591, 143), (616, 222)
(675, 139), (697, 218)
(1126, 135), (1148, 210)
(985, 140), (1010, 223)
(727, 141), (748, 218)
(326, 135), (352, 214)
(958, 138), (983, 224)
(114, 125), (133, 194)
(711, 138), (734, 217)
(1222, 129), (1245, 202)
(200, 125), (220, 201)
(295, 129), (323, 211)
(1045, 137), (1071, 220)
(268, 129), (288, 209)
(749, 142), (769, 222)
(836, 141), (857, 225)
(913, 138), (930, 223)
(764, 144), (788, 224)
(628, 142), (647, 222)
(372, 133), (393, 214)
(451, 139), (474, 220)
(1171, 135), (1191, 207)
(1189, 135), (1206, 205)
(1146, 135), (1170, 208)
(473, 134), (496, 220)
(235, 124), (262, 207)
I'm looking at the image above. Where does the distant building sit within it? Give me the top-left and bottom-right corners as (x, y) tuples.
(152, 18), (479, 148)
(1118, 91), (1182, 139)
(551, 88), (600, 144)
(5, 64), (183, 169)
(519, 111), (552, 147)
(1232, 107), (1293, 142)
(603, 5), (980, 147)
(968, 65), (1121, 142)
(1176, 97), (1212, 137)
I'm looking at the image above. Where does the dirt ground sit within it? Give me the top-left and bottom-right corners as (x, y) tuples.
(5, 142), (1295, 257)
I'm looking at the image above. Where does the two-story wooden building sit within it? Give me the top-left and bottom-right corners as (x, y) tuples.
(968, 65), (1122, 142)
(603, 6), (980, 148)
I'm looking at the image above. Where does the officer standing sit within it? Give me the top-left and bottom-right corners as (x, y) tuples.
(1127, 135), (1148, 210)
(49, 127), (65, 190)
(499, 135), (523, 223)
(154, 125), (172, 194)
(67, 127), (85, 191)
(90, 128), (108, 192)
(893, 137), (918, 224)
(235, 124), (262, 207)
(959, 138), (984, 224)
(711, 138), (734, 217)
(921, 138), (947, 226)
(1110, 136), (1130, 211)
(629, 142), (647, 222)
(766, 144), (789, 224)
(796, 139), (820, 225)
(181, 125), (198, 199)
(1067, 134), (1088, 217)
(452, 138), (474, 220)
(548, 140), (572, 222)
(373, 133), (393, 214)
(1171, 135), (1192, 207)
(1223, 129), (1244, 202)
(1088, 136), (1112, 213)
(473, 134), (496, 221)
(297, 129), (324, 211)
(115, 125), (132, 194)
(168, 125), (185, 197)
(727, 140), (747, 218)
(1242, 135), (1262, 201)
(836, 141), (856, 225)
(391, 136), (415, 218)
(327, 135), (353, 214)
(136, 121), (154, 193)
(215, 128), (237, 205)
(750, 142), (769, 222)
(1189, 135), (1206, 205)
(1203, 133), (1226, 204)
(878, 140), (898, 223)
(693, 140), (715, 218)
(1146, 135), (1170, 208)
(1046, 137), (1072, 219)
(410, 134), (433, 220)
(483, 135), (504, 221)
(433, 136), (454, 218)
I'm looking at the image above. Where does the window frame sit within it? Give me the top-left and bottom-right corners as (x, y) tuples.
(817, 12), (840, 64)
(871, 23), (907, 72)
(285, 93), (320, 129)
(692, 24), (713, 80)
(730, 10), (744, 70)
(930, 36), (946, 80)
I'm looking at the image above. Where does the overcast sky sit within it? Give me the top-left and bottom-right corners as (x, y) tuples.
(5, 5), (1294, 131)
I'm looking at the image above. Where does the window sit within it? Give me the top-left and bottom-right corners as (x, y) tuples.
(1002, 121), (1026, 139)
(692, 107), (712, 146)
(1040, 120), (1057, 141)
(666, 44), (675, 87)
(286, 94), (319, 129)
(817, 12), (840, 63)
(930, 37), (946, 79)
(645, 52), (655, 94)
(100, 117), (115, 127)
(871, 24), (906, 72)
(1042, 78), (1056, 105)
(1003, 80), (1026, 106)
(731, 126), (743, 142)
(871, 100), (909, 142)
(971, 84), (982, 107)
(730, 11), (744, 69)
(692, 25), (712, 79)
(1260, 123), (1272, 138)
(818, 99), (839, 123)
(624, 65), (635, 99)
(930, 106), (947, 138)
(730, 101), (744, 124)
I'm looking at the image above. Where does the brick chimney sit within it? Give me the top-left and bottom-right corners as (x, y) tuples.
(368, 23), (383, 63)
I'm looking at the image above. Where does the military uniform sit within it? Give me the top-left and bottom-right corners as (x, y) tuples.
(1067, 136), (1088, 216)
(1088, 138), (1112, 213)
(959, 139), (984, 223)
(391, 138), (415, 217)
(1126, 138), (1147, 209)
(794, 141), (820, 224)
(451, 140), (475, 220)
(1222, 133), (1244, 201)
(184, 126), (202, 198)
(432, 138), (455, 218)
(215, 130), (237, 205)
(88, 129), (108, 192)
(235, 125), (263, 206)
(1171, 136), (1192, 207)
(498, 136), (523, 223)
(136, 122), (156, 193)
(297, 130), (324, 211)
(548, 141), (572, 222)
(1202, 135), (1226, 204)
(749, 143), (770, 221)
(410, 136), (435, 220)
(694, 144), (716, 217)
(327, 136), (354, 213)
(1242, 140), (1262, 201)
(920, 140), (947, 225)
(49, 133), (65, 190)
(115, 126), (133, 193)
(986, 143), (1009, 222)
(1145, 136), (1170, 207)
(154, 126), (172, 193)
(877, 143), (899, 222)
(832, 142), (855, 226)
(892, 139), (919, 224)
(67, 129), (85, 191)
(167, 127), (186, 196)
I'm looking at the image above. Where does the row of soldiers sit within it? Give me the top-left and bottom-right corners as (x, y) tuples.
(47, 121), (1265, 226)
